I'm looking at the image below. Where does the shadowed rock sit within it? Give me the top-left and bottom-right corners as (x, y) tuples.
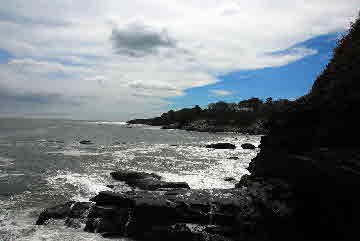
(245, 16), (360, 240)
(241, 143), (256, 150)
(206, 143), (236, 149)
(79, 140), (93, 145)
(36, 183), (295, 240)
(110, 170), (190, 190)
(36, 201), (92, 225)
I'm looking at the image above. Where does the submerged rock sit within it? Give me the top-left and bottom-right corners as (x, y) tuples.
(79, 140), (93, 145)
(228, 156), (239, 160)
(241, 143), (256, 150)
(224, 177), (236, 182)
(206, 143), (236, 149)
(111, 170), (161, 181)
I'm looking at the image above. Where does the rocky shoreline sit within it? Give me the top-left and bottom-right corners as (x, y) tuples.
(128, 119), (268, 135)
(36, 169), (295, 241)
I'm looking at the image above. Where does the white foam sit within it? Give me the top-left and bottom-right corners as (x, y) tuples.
(92, 121), (128, 125)
(47, 171), (110, 201)
(0, 157), (14, 167)
(0, 207), (116, 241)
(112, 135), (261, 190)
(47, 150), (104, 156)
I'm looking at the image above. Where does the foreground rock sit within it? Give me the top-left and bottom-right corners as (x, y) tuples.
(110, 170), (190, 190)
(206, 143), (236, 149)
(37, 184), (295, 240)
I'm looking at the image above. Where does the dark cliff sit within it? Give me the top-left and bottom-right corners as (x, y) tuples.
(247, 16), (360, 240)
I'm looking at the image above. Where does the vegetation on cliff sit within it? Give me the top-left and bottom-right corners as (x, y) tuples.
(128, 97), (293, 133)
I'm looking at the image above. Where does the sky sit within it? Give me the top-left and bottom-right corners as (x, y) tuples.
(0, 1), (358, 121)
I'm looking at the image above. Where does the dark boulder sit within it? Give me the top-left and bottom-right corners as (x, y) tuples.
(206, 143), (236, 150)
(157, 182), (190, 189)
(110, 170), (161, 182)
(89, 191), (134, 206)
(36, 201), (75, 225)
(68, 202), (92, 218)
(64, 218), (83, 229)
(110, 170), (190, 191)
(235, 174), (250, 188)
(228, 157), (239, 160)
(224, 177), (236, 182)
(36, 201), (92, 225)
(241, 143), (256, 150)
(79, 140), (93, 145)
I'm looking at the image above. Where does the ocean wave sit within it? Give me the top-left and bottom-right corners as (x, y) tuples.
(111, 136), (260, 189)
(91, 121), (128, 125)
(46, 150), (104, 156)
(46, 171), (111, 202)
(0, 157), (14, 167)
(0, 208), (111, 241)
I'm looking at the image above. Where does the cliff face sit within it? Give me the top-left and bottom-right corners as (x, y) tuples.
(247, 16), (360, 240)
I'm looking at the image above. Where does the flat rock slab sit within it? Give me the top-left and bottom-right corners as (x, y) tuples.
(110, 170), (190, 191)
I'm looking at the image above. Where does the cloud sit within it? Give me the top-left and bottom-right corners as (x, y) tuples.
(210, 89), (234, 96)
(110, 23), (176, 57)
(0, 0), (358, 120)
(0, 9), (69, 27)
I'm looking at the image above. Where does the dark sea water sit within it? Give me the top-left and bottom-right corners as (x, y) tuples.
(0, 118), (260, 240)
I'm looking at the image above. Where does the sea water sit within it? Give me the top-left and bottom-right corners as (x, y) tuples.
(0, 118), (260, 240)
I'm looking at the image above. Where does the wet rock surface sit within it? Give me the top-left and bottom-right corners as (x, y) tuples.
(110, 170), (190, 190)
(79, 140), (93, 145)
(37, 201), (92, 225)
(241, 143), (256, 150)
(206, 143), (236, 150)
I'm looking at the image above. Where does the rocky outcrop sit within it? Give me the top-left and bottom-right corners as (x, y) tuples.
(37, 184), (295, 241)
(110, 170), (190, 190)
(245, 16), (360, 240)
(133, 118), (268, 134)
(206, 143), (236, 149)
(127, 117), (170, 126)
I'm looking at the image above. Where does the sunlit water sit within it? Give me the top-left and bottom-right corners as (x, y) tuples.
(0, 118), (261, 240)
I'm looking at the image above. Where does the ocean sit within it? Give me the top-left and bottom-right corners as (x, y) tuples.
(0, 118), (260, 240)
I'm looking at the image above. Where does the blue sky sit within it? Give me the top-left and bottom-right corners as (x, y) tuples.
(168, 32), (341, 110)
(0, 1), (358, 120)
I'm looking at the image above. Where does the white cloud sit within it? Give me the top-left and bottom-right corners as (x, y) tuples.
(210, 89), (234, 96)
(0, 0), (358, 120)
